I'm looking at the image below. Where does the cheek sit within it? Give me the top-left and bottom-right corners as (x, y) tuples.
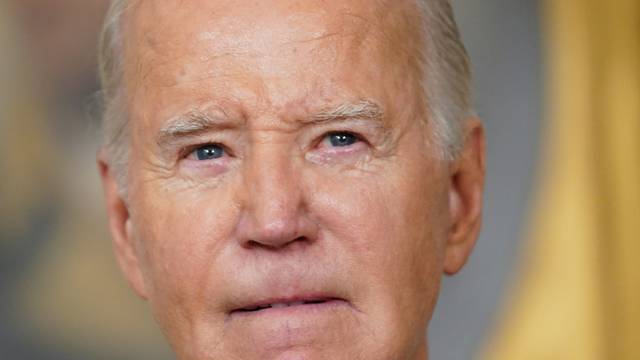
(305, 157), (449, 328)
(311, 157), (447, 268)
(130, 182), (239, 322)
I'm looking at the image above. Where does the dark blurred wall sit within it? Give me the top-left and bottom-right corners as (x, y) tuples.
(1, 1), (172, 359)
(430, 1), (542, 359)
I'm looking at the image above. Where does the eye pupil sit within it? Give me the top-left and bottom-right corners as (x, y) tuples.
(196, 145), (224, 160)
(329, 132), (357, 147)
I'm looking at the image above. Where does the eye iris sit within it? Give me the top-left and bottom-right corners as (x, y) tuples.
(195, 145), (224, 160)
(329, 133), (357, 147)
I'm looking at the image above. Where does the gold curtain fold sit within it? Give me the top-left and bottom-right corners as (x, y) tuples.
(482, 0), (640, 359)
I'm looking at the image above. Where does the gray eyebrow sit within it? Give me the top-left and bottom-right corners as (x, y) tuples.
(160, 110), (235, 137)
(311, 99), (385, 124)
(156, 99), (386, 148)
(156, 109), (238, 147)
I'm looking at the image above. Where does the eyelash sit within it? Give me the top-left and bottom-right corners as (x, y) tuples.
(182, 131), (367, 160)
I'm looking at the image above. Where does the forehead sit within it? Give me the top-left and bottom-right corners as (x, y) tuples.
(124, 0), (420, 46)
(122, 0), (425, 120)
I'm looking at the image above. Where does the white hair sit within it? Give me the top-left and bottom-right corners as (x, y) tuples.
(98, 0), (473, 184)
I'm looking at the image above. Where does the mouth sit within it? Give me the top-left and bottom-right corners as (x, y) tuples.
(230, 296), (347, 316)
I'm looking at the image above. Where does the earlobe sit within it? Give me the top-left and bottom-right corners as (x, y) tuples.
(444, 118), (485, 275)
(97, 150), (149, 300)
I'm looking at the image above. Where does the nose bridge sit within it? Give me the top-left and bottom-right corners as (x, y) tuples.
(240, 137), (305, 246)
(249, 141), (298, 213)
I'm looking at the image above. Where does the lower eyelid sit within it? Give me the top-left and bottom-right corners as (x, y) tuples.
(317, 140), (367, 155)
(182, 155), (231, 168)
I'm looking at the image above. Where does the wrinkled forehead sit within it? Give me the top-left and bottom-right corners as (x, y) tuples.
(126, 0), (383, 42)
(121, 0), (424, 74)
(119, 0), (427, 126)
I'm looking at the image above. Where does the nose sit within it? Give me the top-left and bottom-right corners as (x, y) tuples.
(236, 144), (318, 250)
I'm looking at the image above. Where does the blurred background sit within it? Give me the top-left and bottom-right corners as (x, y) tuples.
(0, 0), (637, 359)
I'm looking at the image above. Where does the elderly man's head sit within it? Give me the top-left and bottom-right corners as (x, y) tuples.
(97, 0), (484, 359)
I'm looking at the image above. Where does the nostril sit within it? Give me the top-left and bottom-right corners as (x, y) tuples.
(236, 212), (319, 250)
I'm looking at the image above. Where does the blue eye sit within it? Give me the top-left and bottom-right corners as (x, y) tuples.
(194, 144), (225, 160)
(327, 132), (359, 147)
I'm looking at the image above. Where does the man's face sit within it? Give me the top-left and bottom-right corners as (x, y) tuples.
(100, 0), (484, 359)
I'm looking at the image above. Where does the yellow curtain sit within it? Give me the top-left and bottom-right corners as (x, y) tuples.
(482, 0), (640, 359)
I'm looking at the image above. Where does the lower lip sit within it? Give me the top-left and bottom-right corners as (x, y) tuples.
(226, 299), (355, 352)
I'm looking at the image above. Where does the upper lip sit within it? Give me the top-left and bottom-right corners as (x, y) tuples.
(231, 294), (345, 313)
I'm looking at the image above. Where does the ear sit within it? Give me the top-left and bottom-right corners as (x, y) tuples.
(97, 149), (149, 299)
(444, 118), (485, 275)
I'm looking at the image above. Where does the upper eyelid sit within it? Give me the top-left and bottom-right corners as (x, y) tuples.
(316, 120), (383, 138)
(179, 126), (369, 158)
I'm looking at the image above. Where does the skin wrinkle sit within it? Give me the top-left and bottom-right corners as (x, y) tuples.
(98, 1), (484, 359)
(151, 99), (400, 177)
(157, 100), (386, 146)
(288, 31), (343, 45)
